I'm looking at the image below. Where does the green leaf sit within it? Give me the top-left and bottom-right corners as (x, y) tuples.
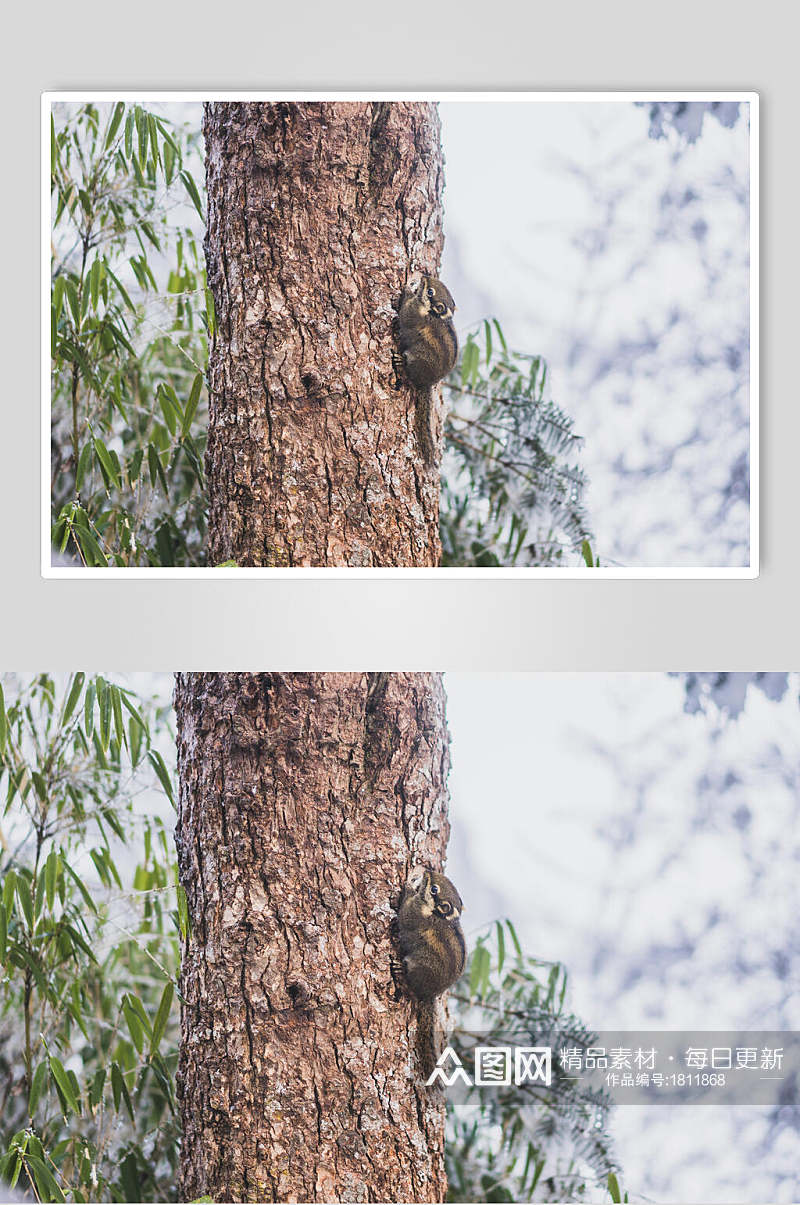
(62, 862), (97, 915)
(147, 443), (170, 495)
(148, 113), (161, 169)
(460, 338), (479, 386)
(150, 980), (174, 1054)
(111, 1062), (134, 1121)
(111, 685), (125, 751)
(6, 1148), (23, 1189)
(183, 372), (204, 437)
(93, 438), (121, 490)
(83, 679), (95, 736)
(2, 869), (16, 916)
(104, 101), (125, 150)
(34, 871), (46, 922)
(608, 1172), (622, 1203)
(74, 520), (109, 567)
(52, 276), (65, 325)
(0, 681), (6, 754)
(49, 1055), (81, 1115)
(44, 849), (58, 912)
(62, 672), (85, 724)
(29, 1059), (49, 1115)
(506, 919), (523, 959)
(180, 169), (204, 219)
(176, 882), (189, 939)
(581, 539), (595, 568)
(492, 317), (508, 354)
(0, 901), (6, 963)
(26, 1153), (66, 1202)
(96, 677), (111, 751)
(16, 875), (34, 930)
(469, 944), (491, 998)
(204, 286), (216, 336)
(106, 266), (135, 313)
(89, 847), (110, 888)
(148, 749), (175, 806)
(110, 1061), (123, 1111)
(122, 994), (145, 1053)
(135, 105), (148, 166)
(157, 383), (180, 435)
(495, 920), (505, 975)
(89, 1066), (106, 1109)
(89, 258), (101, 310)
(121, 1151), (140, 1202)
(163, 137), (176, 184)
(75, 442), (93, 492)
(64, 278), (80, 328)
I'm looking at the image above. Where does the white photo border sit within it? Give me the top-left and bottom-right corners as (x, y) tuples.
(41, 91), (759, 580)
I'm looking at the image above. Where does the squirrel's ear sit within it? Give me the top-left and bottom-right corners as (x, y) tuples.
(407, 865), (427, 891)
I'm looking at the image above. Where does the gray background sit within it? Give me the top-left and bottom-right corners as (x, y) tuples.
(3, 0), (797, 669)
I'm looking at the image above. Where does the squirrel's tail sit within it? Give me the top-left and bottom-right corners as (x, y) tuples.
(416, 999), (437, 1082)
(415, 390), (437, 466)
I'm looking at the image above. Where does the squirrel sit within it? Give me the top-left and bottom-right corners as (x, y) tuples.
(396, 866), (466, 1081)
(392, 275), (458, 465)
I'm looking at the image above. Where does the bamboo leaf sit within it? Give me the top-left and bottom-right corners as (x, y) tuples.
(150, 981), (174, 1054)
(492, 317), (508, 353)
(49, 1055), (80, 1115)
(110, 1062), (134, 1121)
(93, 439), (121, 490)
(62, 672), (85, 725)
(104, 101), (125, 150)
(148, 749), (175, 806)
(182, 372), (203, 436)
(63, 859), (98, 915)
(89, 1066), (106, 1109)
(495, 919), (505, 975)
(45, 849), (58, 912)
(506, 919), (523, 959)
(180, 169), (204, 219)
(29, 1059), (49, 1115)
(26, 1153), (66, 1202)
(176, 882), (189, 939)
(122, 995), (145, 1053)
(83, 679), (95, 737)
(469, 943), (491, 998)
(16, 876), (34, 930)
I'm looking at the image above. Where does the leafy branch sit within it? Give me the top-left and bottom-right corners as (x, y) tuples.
(441, 322), (596, 567)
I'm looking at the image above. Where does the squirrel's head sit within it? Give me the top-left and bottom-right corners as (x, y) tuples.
(406, 866), (464, 921)
(415, 275), (456, 321)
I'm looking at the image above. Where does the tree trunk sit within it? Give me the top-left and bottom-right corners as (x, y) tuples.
(174, 672), (452, 1203)
(203, 102), (446, 568)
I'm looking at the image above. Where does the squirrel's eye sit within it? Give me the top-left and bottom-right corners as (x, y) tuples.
(430, 883), (439, 895)
(427, 287), (435, 298)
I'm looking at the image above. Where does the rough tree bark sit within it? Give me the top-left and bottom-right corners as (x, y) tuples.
(174, 672), (453, 1203)
(203, 102), (446, 568)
